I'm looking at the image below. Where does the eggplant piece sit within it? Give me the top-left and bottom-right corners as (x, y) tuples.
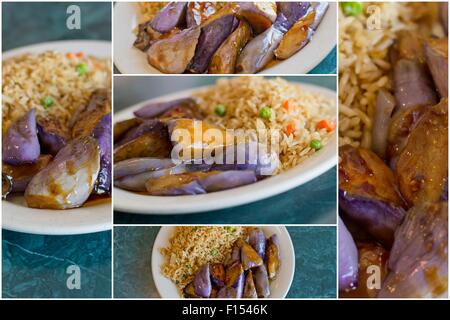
(274, 2), (310, 32)
(396, 99), (448, 206)
(150, 2), (187, 34)
(92, 113), (112, 194)
(145, 172), (206, 195)
(265, 234), (280, 279)
(134, 98), (198, 119)
(424, 38), (448, 98)
(253, 264), (270, 298)
(199, 170), (257, 192)
(391, 30), (426, 64)
(274, 10), (315, 60)
(183, 281), (199, 298)
(186, 2), (219, 27)
(114, 158), (175, 179)
(339, 145), (406, 247)
(240, 242), (263, 270)
(147, 27), (201, 74)
(134, 21), (157, 51)
(440, 2), (448, 35)
(208, 20), (252, 74)
(379, 202), (448, 298)
(248, 228), (266, 259)
(340, 241), (389, 298)
(339, 217), (358, 291)
(235, 25), (284, 74)
(243, 270), (258, 298)
(113, 125), (171, 163)
(24, 136), (100, 209)
(371, 89), (396, 159)
(310, 2), (329, 30)
(210, 263), (226, 287)
(216, 286), (238, 298)
(2, 173), (13, 199)
(237, 2), (277, 34)
(158, 103), (203, 122)
(113, 118), (143, 142)
(227, 243), (241, 266)
(72, 89), (111, 139)
(225, 261), (244, 298)
(193, 263), (212, 298)
(393, 59), (437, 112)
(115, 120), (166, 147)
(2, 109), (40, 165)
(188, 14), (239, 74)
(37, 116), (69, 155)
(2, 155), (52, 193)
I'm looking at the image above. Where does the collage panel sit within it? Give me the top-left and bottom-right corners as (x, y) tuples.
(113, 75), (337, 224)
(338, 2), (448, 298)
(2, 1), (112, 298)
(113, 225), (336, 298)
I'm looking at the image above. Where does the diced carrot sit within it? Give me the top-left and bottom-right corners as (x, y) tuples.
(66, 52), (75, 59)
(284, 123), (295, 136)
(75, 52), (84, 58)
(282, 99), (294, 112)
(317, 120), (336, 132)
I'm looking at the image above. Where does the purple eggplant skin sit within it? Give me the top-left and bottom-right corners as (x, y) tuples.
(235, 25), (284, 74)
(253, 264), (271, 298)
(379, 202), (448, 298)
(274, 2), (310, 32)
(225, 261), (245, 298)
(210, 263), (226, 287)
(145, 173), (206, 195)
(188, 14), (239, 74)
(150, 2), (187, 33)
(339, 216), (359, 291)
(24, 136), (100, 209)
(183, 282), (200, 298)
(92, 113), (112, 194)
(265, 234), (281, 280)
(37, 117), (69, 156)
(339, 190), (406, 248)
(393, 59), (438, 112)
(241, 242), (264, 270)
(193, 263), (212, 298)
(199, 170), (257, 192)
(248, 228), (266, 259)
(115, 120), (166, 147)
(133, 98), (197, 119)
(371, 89), (396, 159)
(2, 109), (40, 165)
(243, 270), (258, 298)
(114, 158), (175, 179)
(216, 286), (238, 298)
(310, 2), (329, 30)
(424, 38), (448, 98)
(147, 26), (201, 74)
(227, 243), (241, 266)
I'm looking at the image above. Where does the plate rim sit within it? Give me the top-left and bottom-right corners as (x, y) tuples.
(151, 226), (296, 298)
(113, 82), (337, 214)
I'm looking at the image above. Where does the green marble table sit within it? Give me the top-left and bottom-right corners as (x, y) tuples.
(2, 2), (112, 298)
(113, 226), (337, 298)
(114, 76), (337, 224)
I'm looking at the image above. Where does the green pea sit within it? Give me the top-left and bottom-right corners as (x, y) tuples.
(310, 139), (322, 150)
(341, 2), (363, 16)
(76, 63), (88, 76)
(259, 106), (272, 119)
(41, 96), (54, 109)
(211, 249), (218, 257)
(214, 104), (226, 116)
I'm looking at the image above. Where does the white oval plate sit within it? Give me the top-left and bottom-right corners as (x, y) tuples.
(113, 2), (337, 74)
(151, 226), (295, 298)
(2, 40), (112, 235)
(114, 82), (337, 214)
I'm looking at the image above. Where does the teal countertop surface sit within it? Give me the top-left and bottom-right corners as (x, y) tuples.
(113, 226), (337, 298)
(2, 2), (112, 298)
(114, 76), (337, 224)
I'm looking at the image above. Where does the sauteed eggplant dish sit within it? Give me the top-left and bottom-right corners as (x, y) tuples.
(338, 2), (448, 298)
(113, 77), (335, 196)
(133, 1), (329, 74)
(2, 51), (112, 209)
(160, 226), (281, 298)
